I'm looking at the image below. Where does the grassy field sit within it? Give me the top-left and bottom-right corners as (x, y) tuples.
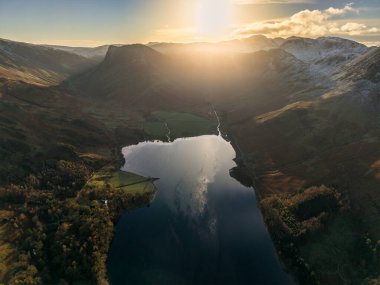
(86, 168), (156, 195)
(144, 111), (217, 140)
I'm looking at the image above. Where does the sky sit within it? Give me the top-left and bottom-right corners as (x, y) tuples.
(0, 0), (379, 47)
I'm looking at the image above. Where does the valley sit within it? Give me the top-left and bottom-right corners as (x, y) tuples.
(0, 35), (379, 284)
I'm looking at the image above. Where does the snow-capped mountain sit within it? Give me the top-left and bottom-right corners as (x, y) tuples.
(280, 37), (368, 74)
(337, 46), (380, 83)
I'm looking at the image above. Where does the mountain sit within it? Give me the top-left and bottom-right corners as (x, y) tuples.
(217, 38), (380, 285)
(70, 44), (189, 109)
(148, 35), (369, 77)
(238, 34), (282, 51)
(0, 38), (97, 85)
(337, 46), (380, 83)
(148, 35), (282, 54)
(45, 44), (112, 59)
(72, 42), (314, 112)
(280, 36), (368, 74)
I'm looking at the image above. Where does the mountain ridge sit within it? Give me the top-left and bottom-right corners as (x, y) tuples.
(0, 38), (98, 85)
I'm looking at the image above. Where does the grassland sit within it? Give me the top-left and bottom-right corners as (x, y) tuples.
(143, 111), (217, 140)
(85, 167), (156, 196)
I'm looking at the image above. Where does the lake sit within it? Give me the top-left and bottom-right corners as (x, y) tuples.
(107, 134), (293, 285)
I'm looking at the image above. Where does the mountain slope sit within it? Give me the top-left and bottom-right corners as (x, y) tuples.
(72, 44), (316, 112)
(149, 35), (282, 55)
(219, 41), (380, 284)
(45, 44), (111, 59)
(0, 38), (97, 85)
(281, 37), (368, 74)
(70, 44), (190, 109)
(337, 46), (380, 83)
(209, 48), (319, 119)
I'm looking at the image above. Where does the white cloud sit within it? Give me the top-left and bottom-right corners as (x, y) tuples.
(29, 39), (107, 47)
(233, 3), (380, 38)
(324, 3), (356, 16)
(361, 41), (380, 47)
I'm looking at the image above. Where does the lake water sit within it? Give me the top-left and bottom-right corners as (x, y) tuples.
(107, 135), (293, 285)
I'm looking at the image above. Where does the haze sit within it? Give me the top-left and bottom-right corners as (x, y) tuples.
(0, 0), (379, 46)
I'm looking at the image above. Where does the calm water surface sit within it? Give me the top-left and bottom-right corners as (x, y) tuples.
(107, 135), (293, 285)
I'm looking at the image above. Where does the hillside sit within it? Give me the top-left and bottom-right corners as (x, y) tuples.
(219, 44), (380, 284)
(148, 35), (282, 54)
(44, 44), (111, 59)
(0, 39), (97, 86)
(70, 44), (195, 110)
(0, 75), (216, 284)
(337, 46), (380, 83)
(280, 37), (368, 75)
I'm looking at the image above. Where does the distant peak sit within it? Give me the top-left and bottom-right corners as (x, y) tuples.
(107, 44), (157, 54)
(247, 34), (268, 40)
(107, 44), (158, 54)
(103, 44), (163, 65)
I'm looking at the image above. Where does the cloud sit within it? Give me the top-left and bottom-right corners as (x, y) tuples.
(29, 39), (107, 47)
(233, 3), (380, 38)
(361, 41), (380, 47)
(324, 4), (356, 16)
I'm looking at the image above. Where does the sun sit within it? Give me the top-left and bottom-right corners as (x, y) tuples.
(197, 0), (232, 38)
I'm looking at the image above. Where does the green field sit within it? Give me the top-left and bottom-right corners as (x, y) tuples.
(144, 111), (217, 140)
(86, 168), (156, 195)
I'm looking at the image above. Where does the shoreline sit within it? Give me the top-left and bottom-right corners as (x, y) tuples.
(223, 126), (299, 284)
(105, 130), (294, 285)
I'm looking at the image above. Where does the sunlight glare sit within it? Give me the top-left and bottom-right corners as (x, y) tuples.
(197, 0), (232, 37)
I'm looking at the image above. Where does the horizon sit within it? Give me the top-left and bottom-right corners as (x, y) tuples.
(2, 34), (380, 49)
(0, 0), (379, 47)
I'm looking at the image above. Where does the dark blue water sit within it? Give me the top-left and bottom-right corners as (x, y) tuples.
(107, 135), (293, 285)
